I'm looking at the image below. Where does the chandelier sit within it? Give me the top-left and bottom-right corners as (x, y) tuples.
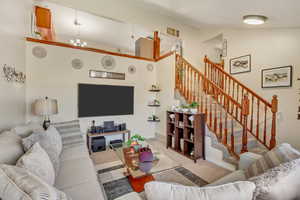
(70, 11), (87, 47)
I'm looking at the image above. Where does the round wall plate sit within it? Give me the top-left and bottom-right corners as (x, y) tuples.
(128, 65), (136, 74)
(71, 58), (84, 70)
(32, 46), (47, 59)
(146, 64), (154, 72)
(101, 56), (116, 70)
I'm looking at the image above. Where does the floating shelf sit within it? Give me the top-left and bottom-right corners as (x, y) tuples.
(149, 89), (161, 92)
(148, 120), (161, 122)
(148, 104), (160, 107)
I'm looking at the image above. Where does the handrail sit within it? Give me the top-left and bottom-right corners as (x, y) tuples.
(175, 54), (278, 158)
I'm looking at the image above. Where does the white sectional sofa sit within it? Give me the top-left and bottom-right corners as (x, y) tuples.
(0, 121), (106, 200)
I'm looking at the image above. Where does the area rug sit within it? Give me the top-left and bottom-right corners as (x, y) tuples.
(97, 161), (208, 200)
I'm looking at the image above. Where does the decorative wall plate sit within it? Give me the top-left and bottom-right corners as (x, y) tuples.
(71, 58), (84, 70)
(101, 56), (116, 70)
(128, 65), (136, 74)
(32, 46), (47, 59)
(146, 64), (154, 72)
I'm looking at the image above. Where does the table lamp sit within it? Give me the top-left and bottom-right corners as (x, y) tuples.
(33, 97), (58, 130)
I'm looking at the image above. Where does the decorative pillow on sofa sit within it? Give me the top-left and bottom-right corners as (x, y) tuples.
(11, 122), (43, 138)
(0, 131), (24, 165)
(0, 164), (70, 200)
(246, 143), (300, 178)
(249, 158), (300, 200)
(22, 126), (62, 176)
(52, 120), (84, 148)
(144, 181), (256, 200)
(16, 143), (55, 186)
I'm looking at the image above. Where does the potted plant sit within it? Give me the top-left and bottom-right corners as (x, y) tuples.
(127, 134), (145, 152)
(181, 105), (189, 113)
(189, 102), (199, 114)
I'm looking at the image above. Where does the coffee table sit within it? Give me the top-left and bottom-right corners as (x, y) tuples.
(110, 143), (180, 192)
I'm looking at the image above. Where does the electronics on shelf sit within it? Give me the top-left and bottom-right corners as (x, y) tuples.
(90, 120), (127, 134)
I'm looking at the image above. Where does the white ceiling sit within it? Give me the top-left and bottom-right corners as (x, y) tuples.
(131, 0), (300, 29)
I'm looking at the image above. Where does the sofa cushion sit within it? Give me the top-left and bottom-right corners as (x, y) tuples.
(0, 164), (70, 200)
(55, 157), (97, 189)
(52, 120), (84, 148)
(22, 126), (62, 176)
(249, 158), (300, 200)
(0, 131), (24, 165)
(246, 143), (300, 178)
(60, 144), (89, 162)
(11, 122), (43, 138)
(207, 170), (247, 186)
(144, 181), (256, 200)
(16, 143), (55, 186)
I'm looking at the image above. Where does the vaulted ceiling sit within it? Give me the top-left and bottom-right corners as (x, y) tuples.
(131, 0), (300, 28)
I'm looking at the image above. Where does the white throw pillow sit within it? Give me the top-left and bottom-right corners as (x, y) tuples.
(144, 181), (256, 200)
(0, 164), (70, 200)
(16, 142), (55, 186)
(0, 131), (24, 165)
(249, 158), (300, 200)
(22, 126), (63, 176)
(11, 122), (43, 138)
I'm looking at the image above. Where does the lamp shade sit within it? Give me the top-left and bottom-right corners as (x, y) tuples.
(33, 97), (58, 116)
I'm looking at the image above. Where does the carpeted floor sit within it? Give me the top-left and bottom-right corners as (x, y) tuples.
(97, 162), (208, 200)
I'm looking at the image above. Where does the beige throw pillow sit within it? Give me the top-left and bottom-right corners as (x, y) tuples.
(22, 126), (62, 176)
(17, 142), (55, 186)
(0, 164), (70, 200)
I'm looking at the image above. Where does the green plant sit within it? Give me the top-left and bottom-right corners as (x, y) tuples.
(181, 105), (189, 109)
(126, 134), (145, 146)
(189, 102), (199, 108)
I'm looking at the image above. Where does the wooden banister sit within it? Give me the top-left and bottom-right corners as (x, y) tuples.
(176, 54), (278, 157)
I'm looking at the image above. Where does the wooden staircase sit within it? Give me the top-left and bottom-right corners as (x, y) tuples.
(175, 54), (278, 160)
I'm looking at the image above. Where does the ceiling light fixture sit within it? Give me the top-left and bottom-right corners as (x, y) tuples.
(70, 10), (87, 47)
(243, 15), (268, 25)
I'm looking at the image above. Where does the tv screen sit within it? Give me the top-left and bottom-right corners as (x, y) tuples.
(78, 84), (134, 117)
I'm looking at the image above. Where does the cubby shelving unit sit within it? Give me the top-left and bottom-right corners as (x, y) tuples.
(166, 111), (206, 163)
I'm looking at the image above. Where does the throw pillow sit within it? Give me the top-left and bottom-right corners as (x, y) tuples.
(22, 126), (62, 176)
(249, 158), (300, 200)
(11, 122), (43, 138)
(144, 181), (256, 200)
(16, 142), (55, 186)
(0, 164), (70, 200)
(52, 120), (84, 148)
(245, 143), (300, 178)
(0, 131), (24, 165)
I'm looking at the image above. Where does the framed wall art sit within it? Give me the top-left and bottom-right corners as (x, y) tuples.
(261, 66), (293, 88)
(229, 54), (251, 74)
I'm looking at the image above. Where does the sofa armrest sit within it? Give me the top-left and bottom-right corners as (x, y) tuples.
(239, 152), (263, 170)
(115, 192), (142, 200)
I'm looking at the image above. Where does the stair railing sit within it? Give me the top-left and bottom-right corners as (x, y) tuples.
(204, 56), (278, 150)
(176, 54), (251, 157)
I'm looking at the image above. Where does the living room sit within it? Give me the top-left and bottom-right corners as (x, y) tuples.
(1, 0), (300, 200)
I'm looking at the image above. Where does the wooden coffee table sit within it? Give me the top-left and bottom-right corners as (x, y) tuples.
(111, 143), (179, 192)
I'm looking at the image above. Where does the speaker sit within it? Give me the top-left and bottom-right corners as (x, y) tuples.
(119, 123), (126, 131)
(92, 136), (106, 152)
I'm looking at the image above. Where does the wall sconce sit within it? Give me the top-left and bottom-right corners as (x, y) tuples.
(2, 64), (26, 83)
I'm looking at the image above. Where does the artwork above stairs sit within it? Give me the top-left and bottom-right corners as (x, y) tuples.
(174, 54), (278, 162)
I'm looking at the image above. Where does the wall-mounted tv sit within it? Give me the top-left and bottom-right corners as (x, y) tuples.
(78, 84), (134, 117)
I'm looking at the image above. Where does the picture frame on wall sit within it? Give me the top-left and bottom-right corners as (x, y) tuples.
(261, 66), (293, 88)
(229, 54), (251, 75)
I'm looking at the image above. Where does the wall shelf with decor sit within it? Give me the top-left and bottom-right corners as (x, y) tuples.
(149, 89), (161, 92)
(147, 104), (160, 107)
(166, 111), (206, 163)
(147, 84), (161, 123)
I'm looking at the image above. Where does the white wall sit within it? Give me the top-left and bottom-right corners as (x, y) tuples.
(0, 0), (31, 130)
(222, 28), (300, 149)
(26, 42), (158, 139)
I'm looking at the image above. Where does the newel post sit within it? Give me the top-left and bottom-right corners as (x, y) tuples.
(241, 94), (250, 153)
(270, 95), (278, 149)
(153, 31), (160, 60)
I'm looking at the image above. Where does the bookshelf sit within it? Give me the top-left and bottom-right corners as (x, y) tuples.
(166, 111), (206, 162)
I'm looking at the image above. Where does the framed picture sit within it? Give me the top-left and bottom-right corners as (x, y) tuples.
(261, 66), (293, 88)
(230, 55), (251, 74)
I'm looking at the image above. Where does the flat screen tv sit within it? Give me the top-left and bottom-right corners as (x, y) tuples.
(78, 84), (134, 117)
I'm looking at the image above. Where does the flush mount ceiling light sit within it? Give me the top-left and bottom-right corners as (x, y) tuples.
(243, 15), (268, 25)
